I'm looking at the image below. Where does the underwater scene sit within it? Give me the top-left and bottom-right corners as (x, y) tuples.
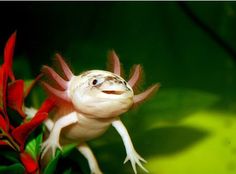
(0, 2), (235, 174)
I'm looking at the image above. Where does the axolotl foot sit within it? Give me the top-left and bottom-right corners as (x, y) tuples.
(124, 149), (148, 174)
(41, 133), (62, 159)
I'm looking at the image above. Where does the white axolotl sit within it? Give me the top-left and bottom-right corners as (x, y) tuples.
(38, 51), (158, 174)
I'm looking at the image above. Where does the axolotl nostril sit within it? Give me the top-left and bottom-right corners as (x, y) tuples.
(38, 51), (159, 174)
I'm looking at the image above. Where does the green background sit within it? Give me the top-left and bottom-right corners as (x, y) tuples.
(1, 2), (236, 174)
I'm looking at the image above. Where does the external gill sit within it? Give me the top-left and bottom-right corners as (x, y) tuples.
(41, 81), (70, 102)
(108, 50), (121, 76)
(133, 84), (160, 104)
(41, 54), (74, 102)
(55, 53), (73, 80)
(128, 65), (142, 88)
(108, 50), (159, 105)
(42, 65), (68, 90)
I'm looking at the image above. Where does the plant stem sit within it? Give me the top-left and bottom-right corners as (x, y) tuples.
(1, 131), (20, 151)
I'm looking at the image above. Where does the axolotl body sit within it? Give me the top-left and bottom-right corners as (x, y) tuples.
(38, 51), (158, 174)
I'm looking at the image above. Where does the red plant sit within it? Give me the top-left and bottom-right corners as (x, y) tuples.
(0, 32), (55, 173)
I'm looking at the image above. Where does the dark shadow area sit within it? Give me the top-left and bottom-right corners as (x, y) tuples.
(135, 126), (209, 156)
(124, 88), (219, 133)
(209, 95), (236, 116)
(80, 125), (209, 174)
(56, 154), (84, 174)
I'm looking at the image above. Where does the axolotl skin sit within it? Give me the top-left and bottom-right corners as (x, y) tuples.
(39, 51), (159, 174)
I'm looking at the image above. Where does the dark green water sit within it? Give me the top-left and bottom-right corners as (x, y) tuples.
(0, 2), (236, 174)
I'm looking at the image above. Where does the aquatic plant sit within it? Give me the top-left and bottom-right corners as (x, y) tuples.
(0, 32), (55, 174)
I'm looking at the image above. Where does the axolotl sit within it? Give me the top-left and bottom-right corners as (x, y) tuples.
(39, 51), (158, 174)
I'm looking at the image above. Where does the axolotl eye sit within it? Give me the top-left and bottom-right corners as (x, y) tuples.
(92, 79), (98, 85)
(91, 78), (104, 86)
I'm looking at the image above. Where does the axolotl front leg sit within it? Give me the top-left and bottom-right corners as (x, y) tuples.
(112, 119), (148, 174)
(41, 112), (79, 158)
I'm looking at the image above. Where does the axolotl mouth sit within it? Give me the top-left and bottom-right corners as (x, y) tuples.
(102, 90), (125, 95)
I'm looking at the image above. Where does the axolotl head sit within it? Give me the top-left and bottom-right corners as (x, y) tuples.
(68, 70), (134, 117)
(41, 51), (159, 118)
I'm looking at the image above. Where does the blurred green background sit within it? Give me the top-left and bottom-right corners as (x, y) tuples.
(1, 2), (236, 174)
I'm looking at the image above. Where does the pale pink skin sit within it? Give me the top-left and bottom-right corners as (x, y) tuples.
(39, 51), (159, 174)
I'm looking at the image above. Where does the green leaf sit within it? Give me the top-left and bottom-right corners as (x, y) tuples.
(43, 150), (61, 174)
(0, 163), (24, 174)
(63, 168), (72, 174)
(25, 129), (43, 160)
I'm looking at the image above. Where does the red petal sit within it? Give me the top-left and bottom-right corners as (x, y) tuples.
(0, 66), (9, 126)
(0, 67), (7, 111)
(12, 112), (47, 151)
(4, 31), (16, 81)
(11, 98), (55, 150)
(7, 80), (25, 117)
(20, 151), (38, 174)
(37, 97), (56, 113)
(0, 114), (7, 132)
(0, 140), (7, 145)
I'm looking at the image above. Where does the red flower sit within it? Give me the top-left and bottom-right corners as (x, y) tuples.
(0, 32), (56, 173)
(20, 151), (39, 174)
